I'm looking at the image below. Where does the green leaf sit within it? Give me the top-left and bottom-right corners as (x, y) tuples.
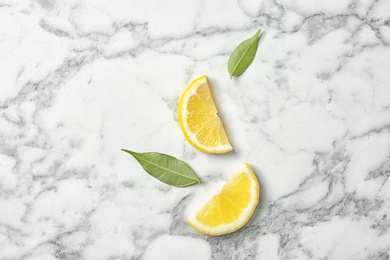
(228, 29), (262, 78)
(121, 149), (200, 187)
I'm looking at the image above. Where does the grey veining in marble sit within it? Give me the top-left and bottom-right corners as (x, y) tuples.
(1, 0), (390, 259)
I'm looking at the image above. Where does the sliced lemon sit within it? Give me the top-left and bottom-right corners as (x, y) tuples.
(188, 163), (260, 236)
(178, 75), (233, 153)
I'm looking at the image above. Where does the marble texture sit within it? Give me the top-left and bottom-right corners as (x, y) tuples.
(1, 0), (390, 259)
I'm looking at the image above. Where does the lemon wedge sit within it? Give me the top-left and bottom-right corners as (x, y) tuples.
(188, 163), (260, 236)
(178, 75), (233, 153)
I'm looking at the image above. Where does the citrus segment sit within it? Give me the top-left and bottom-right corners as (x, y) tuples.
(178, 75), (233, 153)
(188, 163), (260, 236)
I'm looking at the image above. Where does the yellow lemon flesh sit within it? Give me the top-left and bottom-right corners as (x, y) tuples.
(188, 163), (260, 236)
(178, 75), (233, 153)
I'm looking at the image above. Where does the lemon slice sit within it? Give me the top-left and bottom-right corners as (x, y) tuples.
(178, 75), (233, 153)
(188, 163), (260, 236)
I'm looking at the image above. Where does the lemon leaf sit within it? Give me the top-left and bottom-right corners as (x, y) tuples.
(228, 29), (261, 78)
(122, 149), (200, 187)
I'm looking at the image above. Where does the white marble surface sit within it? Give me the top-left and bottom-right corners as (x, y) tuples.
(1, 0), (390, 259)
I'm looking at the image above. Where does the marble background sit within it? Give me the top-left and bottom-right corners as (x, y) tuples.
(1, 0), (390, 259)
